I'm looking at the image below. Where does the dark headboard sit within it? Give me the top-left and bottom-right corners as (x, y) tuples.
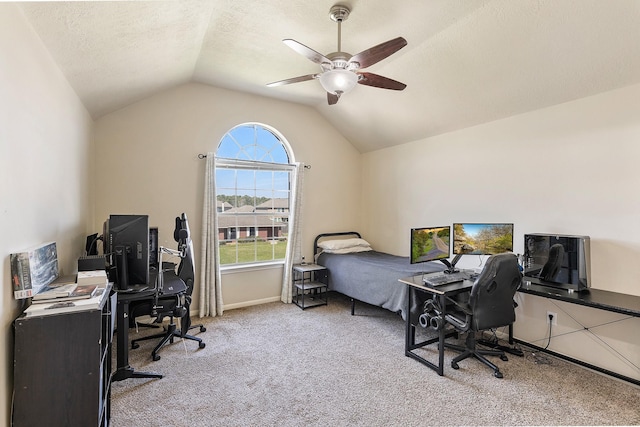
(313, 231), (362, 256)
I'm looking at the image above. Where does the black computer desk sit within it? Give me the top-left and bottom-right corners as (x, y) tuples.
(112, 287), (163, 381)
(398, 274), (474, 376)
(514, 280), (640, 386)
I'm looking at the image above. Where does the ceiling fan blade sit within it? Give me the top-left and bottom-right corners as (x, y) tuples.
(349, 37), (407, 69)
(266, 74), (318, 87)
(327, 92), (340, 105)
(358, 72), (407, 91)
(283, 39), (332, 65)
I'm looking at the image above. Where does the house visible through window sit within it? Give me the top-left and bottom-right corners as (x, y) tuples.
(215, 123), (295, 266)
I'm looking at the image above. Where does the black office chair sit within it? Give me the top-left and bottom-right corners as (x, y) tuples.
(441, 253), (522, 378)
(131, 213), (206, 361)
(540, 243), (564, 281)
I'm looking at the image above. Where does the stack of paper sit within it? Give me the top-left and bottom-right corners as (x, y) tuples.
(24, 287), (106, 317)
(77, 269), (108, 286)
(32, 275), (76, 301)
(31, 274), (102, 303)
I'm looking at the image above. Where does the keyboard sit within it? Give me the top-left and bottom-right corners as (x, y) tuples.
(423, 271), (476, 287)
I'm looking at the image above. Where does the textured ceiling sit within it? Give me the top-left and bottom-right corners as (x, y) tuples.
(17, 0), (640, 152)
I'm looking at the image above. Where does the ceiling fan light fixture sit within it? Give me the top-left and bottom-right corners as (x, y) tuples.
(319, 69), (358, 95)
(268, 4), (406, 105)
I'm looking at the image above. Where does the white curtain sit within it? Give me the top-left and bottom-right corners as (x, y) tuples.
(199, 153), (224, 317)
(281, 163), (305, 303)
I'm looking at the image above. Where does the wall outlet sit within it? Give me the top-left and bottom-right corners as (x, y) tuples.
(546, 311), (558, 325)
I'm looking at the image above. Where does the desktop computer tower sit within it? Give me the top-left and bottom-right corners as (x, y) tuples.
(523, 233), (591, 292)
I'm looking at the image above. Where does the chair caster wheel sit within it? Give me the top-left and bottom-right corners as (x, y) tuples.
(200, 326), (206, 332)
(153, 354), (161, 361)
(199, 342), (206, 349)
(500, 355), (508, 361)
(131, 342), (139, 349)
(494, 371), (503, 378)
(451, 362), (459, 370)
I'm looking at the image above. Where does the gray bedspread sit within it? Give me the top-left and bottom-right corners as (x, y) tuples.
(317, 250), (445, 319)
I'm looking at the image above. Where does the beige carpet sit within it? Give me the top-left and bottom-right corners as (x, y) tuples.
(111, 292), (640, 426)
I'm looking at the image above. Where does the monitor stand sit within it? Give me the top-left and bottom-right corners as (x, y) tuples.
(114, 244), (132, 290)
(440, 253), (463, 274)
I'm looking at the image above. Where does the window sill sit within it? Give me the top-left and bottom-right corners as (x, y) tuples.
(220, 261), (285, 275)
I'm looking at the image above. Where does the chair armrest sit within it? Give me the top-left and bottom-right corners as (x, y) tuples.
(444, 297), (472, 332)
(445, 296), (472, 316)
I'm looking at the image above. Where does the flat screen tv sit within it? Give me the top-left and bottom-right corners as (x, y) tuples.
(410, 226), (450, 264)
(453, 223), (514, 255)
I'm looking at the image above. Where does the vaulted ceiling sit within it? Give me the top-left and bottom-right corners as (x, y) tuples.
(17, 0), (640, 152)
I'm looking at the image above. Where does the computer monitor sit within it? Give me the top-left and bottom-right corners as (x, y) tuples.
(105, 214), (150, 289)
(452, 223), (514, 255)
(410, 226), (451, 264)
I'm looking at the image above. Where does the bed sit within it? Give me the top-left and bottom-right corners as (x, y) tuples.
(314, 232), (446, 320)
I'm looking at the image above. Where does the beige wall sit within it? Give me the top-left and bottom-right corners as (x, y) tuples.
(0, 4), (94, 424)
(361, 83), (640, 381)
(93, 83), (363, 308)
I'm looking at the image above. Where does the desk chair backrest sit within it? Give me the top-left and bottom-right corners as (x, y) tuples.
(469, 253), (522, 331)
(175, 213), (195, 297)
(174, 213), (196, 335)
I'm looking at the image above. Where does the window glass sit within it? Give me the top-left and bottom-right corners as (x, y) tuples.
(215, 124), (293, 266)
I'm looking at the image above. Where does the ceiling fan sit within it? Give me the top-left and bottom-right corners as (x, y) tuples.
(266, 4), (407, 105)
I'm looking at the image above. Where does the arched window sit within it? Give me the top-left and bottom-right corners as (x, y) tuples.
(215, 123), (295, 266)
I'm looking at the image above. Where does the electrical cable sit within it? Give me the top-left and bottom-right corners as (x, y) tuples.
(543, 315), (553, 350)
(177, 316), (188, 355)
(479, 326), (524, 355)
(529, 315), (553, 365)
(534, 304), (638, 372)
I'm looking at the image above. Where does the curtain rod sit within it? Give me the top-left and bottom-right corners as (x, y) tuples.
(197, 154), (311, 169)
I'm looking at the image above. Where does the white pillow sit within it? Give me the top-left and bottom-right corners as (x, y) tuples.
(323, 246), (373, 254)
(318, 238), (371, 251)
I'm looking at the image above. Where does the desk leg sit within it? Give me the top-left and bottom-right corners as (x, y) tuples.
(404, 286), (445, 376)
(405, 287), (414, 350)
(436, 294), (447, 375)
(112, 299), (163, 382)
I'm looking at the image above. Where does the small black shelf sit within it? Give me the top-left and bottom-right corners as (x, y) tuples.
(292, 264), (328, 310)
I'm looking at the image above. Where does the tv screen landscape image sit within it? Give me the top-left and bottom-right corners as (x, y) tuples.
(410, 226), (450, 264)
(453, 223), (513, 255)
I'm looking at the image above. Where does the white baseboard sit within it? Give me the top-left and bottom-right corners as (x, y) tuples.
(223, 296), (282, 311)
(189, 296), (282, 318)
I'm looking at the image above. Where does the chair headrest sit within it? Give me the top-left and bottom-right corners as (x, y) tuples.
(471, 253), (521, 298)
(173, 213), (190, 243)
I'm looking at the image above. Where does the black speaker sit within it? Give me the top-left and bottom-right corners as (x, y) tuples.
(78, 254), (107, 272)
